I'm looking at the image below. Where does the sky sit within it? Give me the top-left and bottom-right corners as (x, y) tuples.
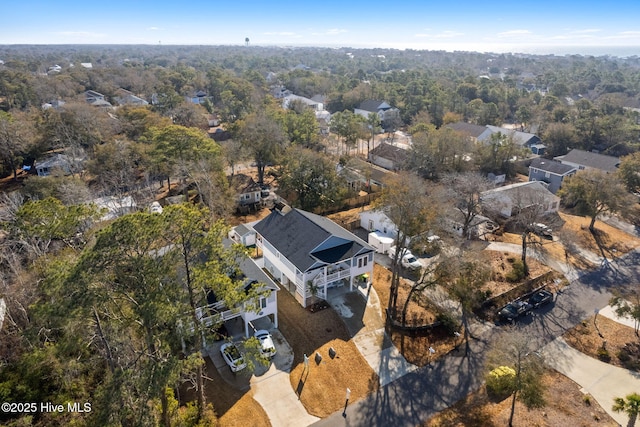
(2, 0), (640, 56)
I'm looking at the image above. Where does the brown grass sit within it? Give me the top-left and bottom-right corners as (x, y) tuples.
(564, 315), (640, 370)
(558, 212), (640, 255)
(277, 284), (379, 417)
(424, 370), (617, 427)
(289, 339), (378, 417)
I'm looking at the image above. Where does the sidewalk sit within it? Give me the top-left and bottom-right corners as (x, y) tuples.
(542, 336), (640, 426)
(328, 285), (418, 387)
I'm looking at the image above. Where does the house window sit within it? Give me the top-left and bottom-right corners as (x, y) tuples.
(358, 256), (368, 268)
(545, 172), (550, 178)
(259, 297), (267, 309)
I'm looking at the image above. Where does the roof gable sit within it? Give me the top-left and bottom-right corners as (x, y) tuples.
(254, 208), (372, 271)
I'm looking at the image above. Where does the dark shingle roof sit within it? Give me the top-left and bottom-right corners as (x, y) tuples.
(369, 142), (409, 163)
(555, 149), (620, 173)
(253, 208), (372, 272)
(529, 158), (576, 175)
(446, 122), (488, 139)
(228, 174), (261, 194)
(358, 100), (392, 112)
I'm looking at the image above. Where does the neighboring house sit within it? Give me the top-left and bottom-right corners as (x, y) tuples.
(41, 99), (66, 110)
(80, 62), (93, 69)
(478, 125), (542, 153)
(282, 93), (331, 130)
(441, 207), (497, 239)
(338, 158), (393, 191)
(528, 157), (577, 194)
(254, 205), (375, 307)
(360, 209), (397, 238)
(554, 149), (620, 174)
(84, 90), (112, 108)
(368, 142), (409, 171)
(271, 85), (292, 99)
(92, 195), (137, 221)
(228, 174), (263, 210)
(446, 122), (492, 143)
(355, 100), (401, 130)
(229, 223), (257, 247)
(114, 88), (148, 106)
(35, 154), (78, 177)
(188, 90), (209, 104)
(481, 181), (560, 218)
(195, 255), (278, 337)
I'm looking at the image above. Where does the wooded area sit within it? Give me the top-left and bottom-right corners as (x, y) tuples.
(1, 44), (640, 426)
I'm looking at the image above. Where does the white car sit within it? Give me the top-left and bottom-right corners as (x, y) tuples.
(388, 246), (412, 259)
(254, 330), (276, 358)
(220, 342), (247, 372)
(401, 254), (422, 270)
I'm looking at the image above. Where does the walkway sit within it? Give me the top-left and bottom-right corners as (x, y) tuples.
(542, 336), (640, 426)
(328, 284), (418, 387)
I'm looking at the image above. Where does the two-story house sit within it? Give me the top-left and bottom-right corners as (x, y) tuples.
(254, 205), (375, 307)
(195, 256), (278, 338)
(228, 174), (263, 211)
(528, 158), (577, 194)
(355, 100), (401, 130)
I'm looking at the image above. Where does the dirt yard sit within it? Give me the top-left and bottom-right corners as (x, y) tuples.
(564, 314), (640, 371)
(423, 370), (617, 427)
(278, 285), (379, 417)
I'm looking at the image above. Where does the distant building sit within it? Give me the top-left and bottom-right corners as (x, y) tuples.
(355, 100), (400, 130)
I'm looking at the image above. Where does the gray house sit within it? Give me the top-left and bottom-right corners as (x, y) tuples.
(368, 142), (409, 171)
(528, 158), (577, 194)
(554, 149), (620, 174)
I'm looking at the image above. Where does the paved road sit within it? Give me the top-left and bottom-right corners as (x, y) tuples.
(312, 248), (640, 427)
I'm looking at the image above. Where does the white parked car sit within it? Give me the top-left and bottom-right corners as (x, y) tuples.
(220, 342), (246, 372)
(388, 246), (412, 259)
(401, 254), (422, 270)
(254, 329), (276, 358)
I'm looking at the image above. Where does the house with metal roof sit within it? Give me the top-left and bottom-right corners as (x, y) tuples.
(554, 149), (620, 174)
(253, 205), (374, 307)
(528, 157), (577, 194)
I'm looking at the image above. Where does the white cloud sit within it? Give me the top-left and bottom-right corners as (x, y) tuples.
(147, 27), (161, 31)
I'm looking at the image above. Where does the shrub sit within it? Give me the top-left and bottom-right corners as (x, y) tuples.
(435, 312), (459, 335)
(617, 349), (631, 363)
(506, 259), (526, 282)
(583, 394), (591, 406)
(597, 347), (611, 362)
(486, 366), (516, 398)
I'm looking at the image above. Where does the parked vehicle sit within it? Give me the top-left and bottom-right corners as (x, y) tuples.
(497, 300), (532, 322)
(528, 289), (553, 308)
(221, 342), (247, 372)
(388, 246), (412, 260)
(254, 329), (277, 358)
(532, 223), (553, 239)
(401, 254), (422, 270)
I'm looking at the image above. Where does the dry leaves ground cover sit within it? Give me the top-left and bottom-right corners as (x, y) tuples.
(564, 315), (640, 371)
(278, 285), (379, 417)
(423, 370), (617, 427)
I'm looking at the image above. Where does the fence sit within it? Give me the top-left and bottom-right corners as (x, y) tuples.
(313, 192), (381, 216)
